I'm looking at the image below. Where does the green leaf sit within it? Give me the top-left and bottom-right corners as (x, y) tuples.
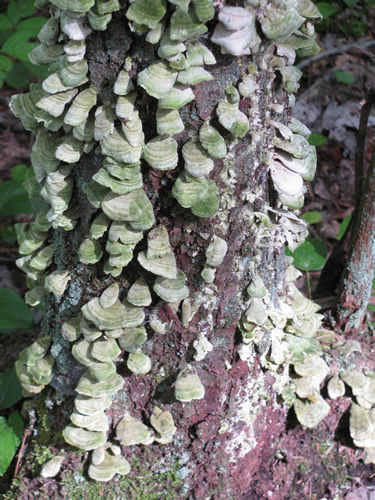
(0, 413), (24, 476)
(16, 18), (47, 38)
(0, 54), (12, 72)
(11, 164), (34, 183)
(0, 366), (23, 410)
(0, 289), (33, 330)
(22, 60), (50, 80)
(343, 0), (359, 6)
(301, 211), (323, 224)
(0, 14), (13, 31)
(337, 215), (351, 240)
(0, 226), (17, 244)
(308, 133), (328, 147)
(7, 0), (35, 25)
(5, 61), (31, 88)
(334, 70), (356, 85)
(285, 238), (327, 271)
(1, 32), (38, 61)
(0, 180), (32, 216)
(316, 2), (338, 18)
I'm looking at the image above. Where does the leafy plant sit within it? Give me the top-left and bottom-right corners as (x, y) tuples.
(0, 288), (34, 331)
(0, 366), (23, 410)
(342, 0), (359, 6)
(0, 164), (33, 216)
(308, 133), (328, 147)
(337, 215), (351, 240)
(301, 211), (323, 224)
(316, 2), (339, 18)
(0, 413), (24, 476)
(286, 238), (327, 272)
(0, 0), (48, 89)
(334, 70), (356, 85)
(286, 238), (327, 298)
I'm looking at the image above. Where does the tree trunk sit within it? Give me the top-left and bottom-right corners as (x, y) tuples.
(9, 0), (323, 497)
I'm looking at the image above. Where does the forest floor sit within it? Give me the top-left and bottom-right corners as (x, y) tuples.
(1, 10), (375, 500)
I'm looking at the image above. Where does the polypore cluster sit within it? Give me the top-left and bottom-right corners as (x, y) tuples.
(12, 0), (355, 484)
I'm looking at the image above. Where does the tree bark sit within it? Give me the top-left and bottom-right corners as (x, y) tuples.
(9, 1), (323, 497)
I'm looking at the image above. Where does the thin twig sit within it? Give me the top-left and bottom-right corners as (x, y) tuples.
(297, 39), (375, 70)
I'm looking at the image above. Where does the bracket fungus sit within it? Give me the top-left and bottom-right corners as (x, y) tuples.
(11, 0), (353, 486)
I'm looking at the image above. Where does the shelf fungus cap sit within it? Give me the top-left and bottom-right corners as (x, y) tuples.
(175, 365), (205, 402)
(294, 377), (315, 399)
(177, 67), (213, 86)
(40, 455), (64, 478)
(90, 213), (111, 240)
(118, 326), (147, 353)
(294, 394), (330, 429)
(64, 87), (97, 127)
(108, 221), (143, 245)
(156, 108), (184, 136)
(138, 250), (177, 279)
(35, 88), (78, 118)
(205, 235), (227, 267)
(78, 238), (103, 265)
(153, 270), (189, 303)
(19, 337), (51, 365)
(88, 361), (117, 383)
(114, 70), (134, 96)
(137, 61), (177, 99)
(127, 279), (152, 307)
(327, 375), (345, 400)
(82, 297), (133, 330)
(88, 450), (130, 481)
(127, 348), (152, 374)
(63, 425), (107, 451)
(116, 414), (154, 446)
(150, 407), (176, 444)
(95, 104), (116, 141)
(182, 139), (214, 178)
(172, 171), (208, 208)
(247, 275), (267, 299)
(190, 179), (219, 218)
(91, 338), (121, 363)
(80, 317), (102, 342)
(75, 394), (112, 416)
(186, 41), (216, 66)
(102, 189), (153, 223)
(211, 7), (255, 56)
(340, 371), (369, 397)
(158, 84), (195, 110)
(126, 0), (166, 29)
(75, 372), (124, 398)
(270, 161), (305, 209)
(244, 298), (267, 327)
(99, 283), (120, 309)
(199, 121), (227, 159)
(146, 225), (172, 259)
(45, 270), (71, 297)
(72, 338), (96, 367)
(294, 355), (329, 381)
(70, 409), (109, 432)
(143, 135), (178, 171)
(170, 8), (208, 42)
(350, 403), (374, 445)
(261, 1), (305, 42)
(101, 127), (142, 164)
